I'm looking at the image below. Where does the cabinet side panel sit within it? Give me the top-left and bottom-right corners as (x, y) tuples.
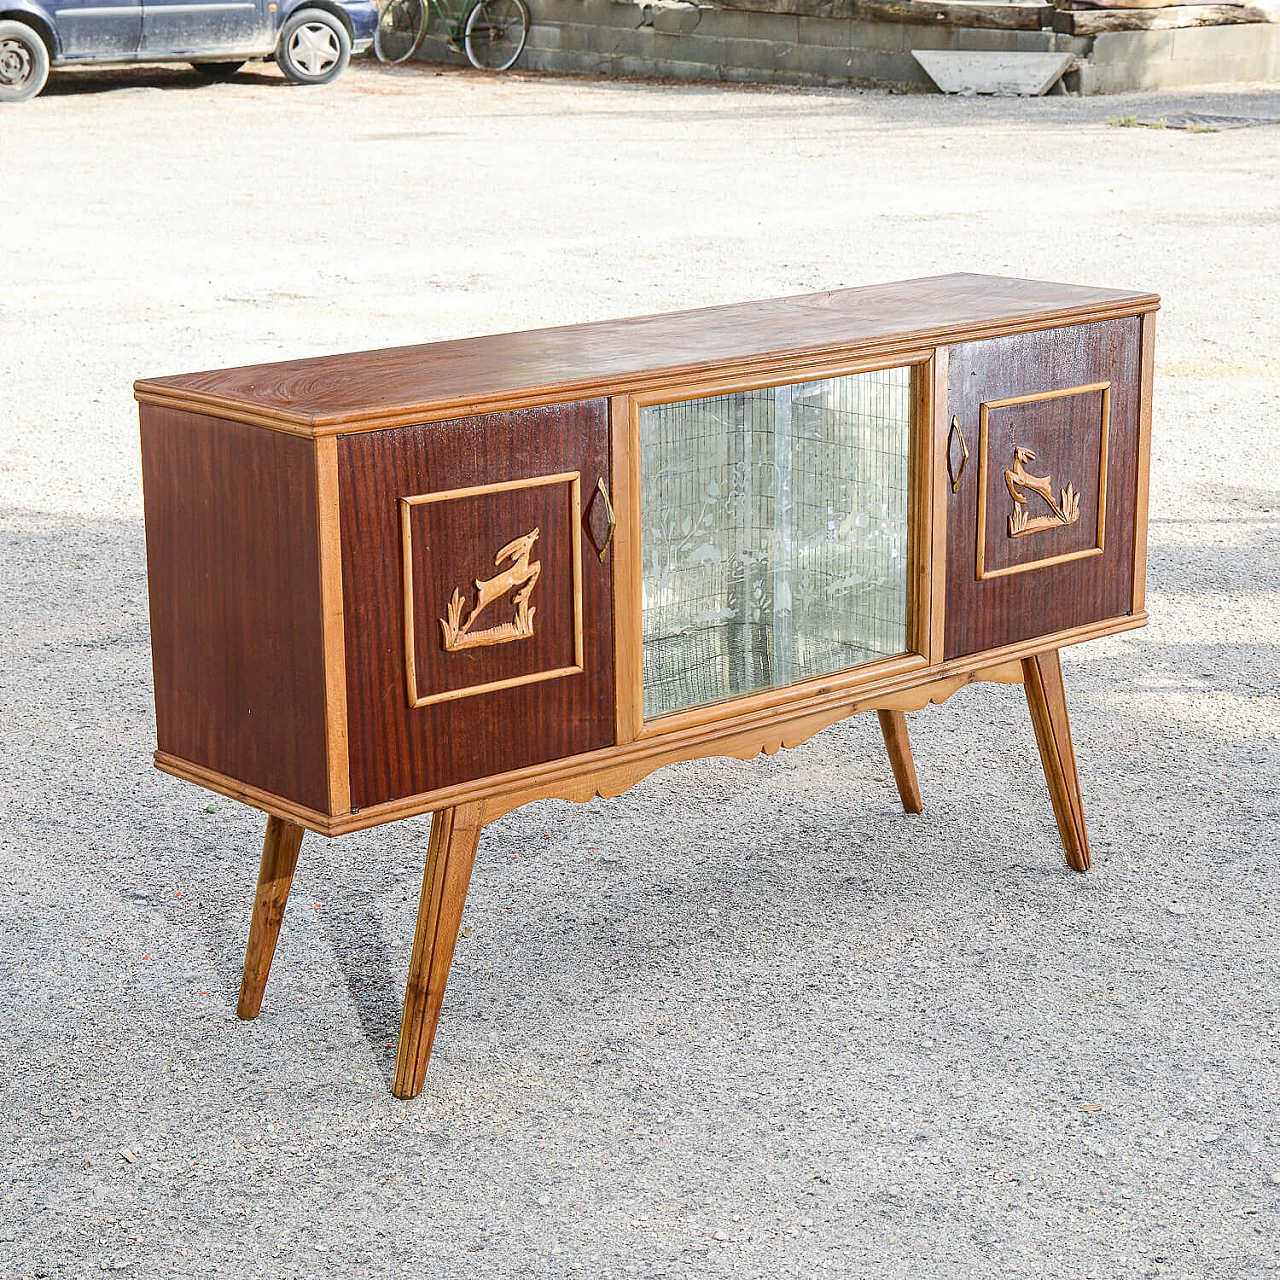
(339, 401), (614, 809)
(140, 406), (329, 813)
(944, 318), (1141, 660)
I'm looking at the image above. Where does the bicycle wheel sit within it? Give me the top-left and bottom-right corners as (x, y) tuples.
(375, 0), (427, 64)
(463, 0), (528, 71)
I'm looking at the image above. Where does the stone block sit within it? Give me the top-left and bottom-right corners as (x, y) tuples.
(659, 56), (723, 78)
(1170, 23), (1268, 62)
(678, 34), (730, 63)
(648, 0), (702, 35)
(1090, 29), (1173, 65)
(785, 42), (862, 77)
(687, 7), (741, 39)
(568, 20), (643, 53)
(847, 18), (909, 52)
(527, 22), (561, 49)
(609, 53), (658, 74)
(744, 10), (801, 44)
(797, 16), (851, 46)
(720, 34), (782, 69)
(949, 29), (1033, 52)
(853, 48), (932, 83)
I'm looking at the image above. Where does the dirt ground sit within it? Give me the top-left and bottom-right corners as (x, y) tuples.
(1, 57), (1278, 1279)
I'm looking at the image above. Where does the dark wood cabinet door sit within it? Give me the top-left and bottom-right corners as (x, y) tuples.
(943, 318), (1142, 660)
(338, 401), (615, 809)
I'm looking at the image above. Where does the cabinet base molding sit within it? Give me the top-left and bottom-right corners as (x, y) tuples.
(154, 617), (1139, 840)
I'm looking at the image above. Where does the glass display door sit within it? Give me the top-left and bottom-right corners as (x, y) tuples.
(638, 367), (914, 719)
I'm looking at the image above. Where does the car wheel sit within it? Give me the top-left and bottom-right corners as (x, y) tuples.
(0, 20), (50, 103)
(192, 61), (246, 80)
(277, 9), (350, 85)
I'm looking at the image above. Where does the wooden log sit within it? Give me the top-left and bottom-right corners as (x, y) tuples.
(1055, 2), (1266, 30)
(860, 0), (1054, 27)
(1059, 0), (1246, 10)
(711, 0), (1054, 30)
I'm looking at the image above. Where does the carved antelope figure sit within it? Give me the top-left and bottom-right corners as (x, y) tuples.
(460, 528), (541, 635)
(1005, 447), (1067, 522)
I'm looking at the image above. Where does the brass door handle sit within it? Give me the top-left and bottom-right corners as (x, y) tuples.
(595, 476), (616, 562)
(948, 415), (970, 493)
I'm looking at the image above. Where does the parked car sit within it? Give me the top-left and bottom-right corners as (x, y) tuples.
(0, 0), (377, 101)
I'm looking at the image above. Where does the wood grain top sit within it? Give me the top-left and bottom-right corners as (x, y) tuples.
(134, 273), (1159, 436)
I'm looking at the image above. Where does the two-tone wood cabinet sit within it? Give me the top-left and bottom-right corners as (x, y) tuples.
(136, 273), (1157, 1097)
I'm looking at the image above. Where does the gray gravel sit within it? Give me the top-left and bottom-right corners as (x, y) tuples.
(2, 58), (1279, 1279)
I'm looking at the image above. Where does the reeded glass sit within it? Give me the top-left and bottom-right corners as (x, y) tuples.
(640, 367), (912, 719)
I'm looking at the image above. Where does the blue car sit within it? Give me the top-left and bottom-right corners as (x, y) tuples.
(0, 0), (378, 100)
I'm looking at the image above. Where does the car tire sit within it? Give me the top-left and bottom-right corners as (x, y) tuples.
(192, 61), (246, 80)
(0, 19), (50, 103)
(277, 9), (350, 86)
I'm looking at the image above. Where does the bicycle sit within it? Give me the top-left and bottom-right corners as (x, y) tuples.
(374, 0), (529, 71)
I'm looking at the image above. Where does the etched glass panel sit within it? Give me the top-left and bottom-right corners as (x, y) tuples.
(640, 367), (912, 719)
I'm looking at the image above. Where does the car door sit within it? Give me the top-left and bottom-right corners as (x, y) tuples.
(140, 0), (265, 54)
(52, 0), (142, 57)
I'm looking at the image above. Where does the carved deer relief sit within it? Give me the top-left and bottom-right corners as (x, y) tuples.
(1005, 447), (1081, 539)
(440, 528), (542, 651)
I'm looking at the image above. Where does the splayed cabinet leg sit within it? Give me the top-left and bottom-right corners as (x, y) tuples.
(1022, 649), (1091, 873)
(237, 815), (305, 1019)
(393, 803), (485, 1099)
(877, 709), (923, 815)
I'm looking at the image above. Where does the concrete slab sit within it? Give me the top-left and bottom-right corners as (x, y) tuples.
(912, 48), (1075, 93)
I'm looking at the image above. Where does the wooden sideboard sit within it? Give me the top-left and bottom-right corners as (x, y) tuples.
(136, 273), (1157, 1098)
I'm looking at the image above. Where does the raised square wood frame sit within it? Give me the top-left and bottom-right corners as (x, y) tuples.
(399, 470), (585, 708)
(974, 381), (1112, 581)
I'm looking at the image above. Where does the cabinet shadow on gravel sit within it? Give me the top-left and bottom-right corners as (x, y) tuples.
(2, 501), (1277, 1073)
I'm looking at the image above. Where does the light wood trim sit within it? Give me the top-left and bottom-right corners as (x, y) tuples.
(638, 653), (930, 738)
(975, 382), (1111, 581)
(156, 614), (1143, 838)
(400, 472), (583, 709)
(922, 347), (948, 663)
(154, 751), (335, 833)
(610, 394), (643, 745)
(237, 815), (305, 1020)
(1132, 311), (1156, 615)
(480, 703), (862, 825)
(392, 802), (484, 1098)
(624, 349), (938, 411)
(315, 436), (351, 817)
(132, 298), (1161, 438)
(877, 710), (923, 815)
(865, 658), (1022, 711)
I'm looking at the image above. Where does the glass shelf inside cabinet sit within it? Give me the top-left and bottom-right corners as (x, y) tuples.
(640, 367), (913, 719)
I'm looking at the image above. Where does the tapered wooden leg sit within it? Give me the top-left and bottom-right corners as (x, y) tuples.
(392, 802), (484, 1099)
(876, 709), (923, 815)
(237, 815), (305, 1019)
(1021, 649), (1091, 873)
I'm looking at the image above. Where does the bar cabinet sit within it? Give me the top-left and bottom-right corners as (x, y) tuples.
(136, 273), (1157, 1097)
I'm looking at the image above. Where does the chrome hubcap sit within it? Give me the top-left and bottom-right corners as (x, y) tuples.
(288, 22), (339, 75)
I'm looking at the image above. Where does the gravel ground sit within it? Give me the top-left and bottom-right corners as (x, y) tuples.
(1, 58), (1278, 1279)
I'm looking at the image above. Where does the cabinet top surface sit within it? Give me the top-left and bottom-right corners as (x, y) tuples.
(135, 273), (1158, 435)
